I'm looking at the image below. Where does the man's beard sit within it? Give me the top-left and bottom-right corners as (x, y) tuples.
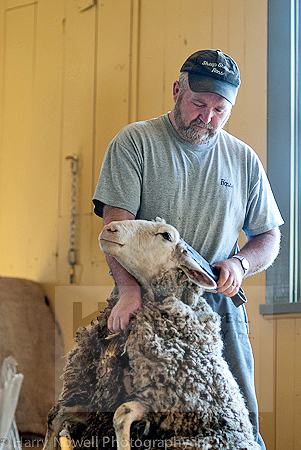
(173, 95), (219, 144)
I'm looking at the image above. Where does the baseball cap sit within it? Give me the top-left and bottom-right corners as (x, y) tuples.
(180, 49), (241, 105)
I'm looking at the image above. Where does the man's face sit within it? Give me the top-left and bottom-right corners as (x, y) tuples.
(172, 83), (232, 144)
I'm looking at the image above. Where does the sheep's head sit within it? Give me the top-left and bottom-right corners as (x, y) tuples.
(99, 219), (217, 291)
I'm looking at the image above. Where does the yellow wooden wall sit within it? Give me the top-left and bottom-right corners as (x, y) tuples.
(0, 1), (300, 448)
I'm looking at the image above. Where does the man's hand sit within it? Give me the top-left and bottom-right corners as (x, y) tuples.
(213, 227), (281, 298)
(213, 258), (244, 297)
(108, 286), (142, 333)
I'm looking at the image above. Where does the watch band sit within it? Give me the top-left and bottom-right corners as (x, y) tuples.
(232, 255), (250, 274)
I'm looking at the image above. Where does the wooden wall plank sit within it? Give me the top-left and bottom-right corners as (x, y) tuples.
(244, 281), (275, 449)
(227, 0), (247, 139)
(0, 2), (3, 153)
(59, 1), (96, 218)
(136, 0), (165, 121)
(56, 0), (100, 287)
(138, 0), (213, 119)
(26, 0), (64, 292)
(243, 0), (268, 163)
(0, 4), (36, 277)
(161, 0), (213, 114)
(212, 0), (229, 50)
(93, 0), (132, 191)
(294, 318), (301, 448)
(275, 318), (295, 449)
(174, 0), (213, 54)
(259, 317), (277, 450)
(128, 0), (140, 124)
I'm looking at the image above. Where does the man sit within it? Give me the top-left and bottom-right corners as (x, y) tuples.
(93, 49), (283, 449)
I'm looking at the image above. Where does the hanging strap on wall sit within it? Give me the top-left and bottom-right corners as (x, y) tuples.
(66, 155), (78, 284)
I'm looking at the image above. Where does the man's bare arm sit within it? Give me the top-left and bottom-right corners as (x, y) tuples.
(103, 205), (142, 333)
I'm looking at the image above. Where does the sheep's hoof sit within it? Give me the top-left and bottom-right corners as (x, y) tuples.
(113, 401), (146, 450)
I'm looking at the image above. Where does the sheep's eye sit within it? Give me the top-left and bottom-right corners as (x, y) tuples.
(160, 232), (173, 242)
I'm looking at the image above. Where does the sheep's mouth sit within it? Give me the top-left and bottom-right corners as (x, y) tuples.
(99, 238), (124, 247)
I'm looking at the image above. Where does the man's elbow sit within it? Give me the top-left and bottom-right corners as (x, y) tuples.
(268, 226), (281, 249)
(262, 226), (281, 266)
(270, 227), (281, 261)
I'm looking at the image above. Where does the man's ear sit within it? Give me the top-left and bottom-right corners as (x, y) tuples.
(179, 254), (217, 289)
(172, 80), (181, 102)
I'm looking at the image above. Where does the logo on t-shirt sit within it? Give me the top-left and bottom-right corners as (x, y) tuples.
(220, 178), (234, 188)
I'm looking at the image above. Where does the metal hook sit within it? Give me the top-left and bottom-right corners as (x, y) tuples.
(66, 155), (78, 175)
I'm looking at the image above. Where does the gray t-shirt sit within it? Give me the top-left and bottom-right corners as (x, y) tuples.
(93, 113), (283, 264)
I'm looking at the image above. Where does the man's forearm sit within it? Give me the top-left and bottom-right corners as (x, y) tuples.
(106, 254), (141, 295)
(237, 227), (281, 276)
(106, 253), (142, 332)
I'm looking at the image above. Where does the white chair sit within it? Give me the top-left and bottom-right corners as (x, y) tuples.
(0, 356), (24, 450)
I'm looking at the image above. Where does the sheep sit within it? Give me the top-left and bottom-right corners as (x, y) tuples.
(43, 218), (260, 450)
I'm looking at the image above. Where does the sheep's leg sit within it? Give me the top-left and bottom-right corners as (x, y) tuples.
(43, 412), (66, 450)
(113, 401), (146, 450)
(43, 406), (90, 450)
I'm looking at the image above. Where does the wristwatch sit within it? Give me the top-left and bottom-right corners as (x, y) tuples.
(231, 255), (250, 275)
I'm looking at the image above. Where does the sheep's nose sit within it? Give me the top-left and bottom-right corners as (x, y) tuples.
(104, 222), (119, 233)
(99, 223), (120, 242)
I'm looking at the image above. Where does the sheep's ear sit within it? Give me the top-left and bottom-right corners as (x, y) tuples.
(179, 256), (217, 289)
(154, 217), (166, 224)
